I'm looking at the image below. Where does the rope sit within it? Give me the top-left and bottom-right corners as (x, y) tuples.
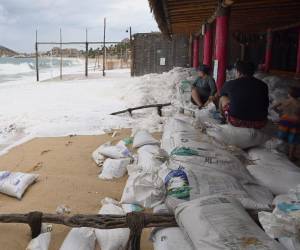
(28, 211), (43, 239)
(125, 212), (145, 250)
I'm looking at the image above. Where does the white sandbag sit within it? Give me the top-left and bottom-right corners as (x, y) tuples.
(194, 102), (221, 127)
(243, 184), (274, 208)
(132, 130), (159, 148)
(26, 224), (52, 250)
(136, 145), (167, 173)
(279, 237), (300, 250)
(96, 142), (131, 159)
(151, 203), (193, 250)
(248, 147), (299, 171)
(92, 147), (105, 166)
(160, 163), (269, 210)
(169, 144), (254, 184)
(60, 227), (96, 250)
(151, 227), (193, 250)
(99, 158), (131, 180)
(258, 202), (300, 241)
(175, 196), (284, 250)
(0, 171), (38, 199)
(187, 168), (270, 210)
(162, 117), (198, 153)
(164, 130), (249, 164)
(247, 164), (300, 195)
(207, 124), (269, 149)
(120, 171), (165, 208)
(95, 201), (129, 250)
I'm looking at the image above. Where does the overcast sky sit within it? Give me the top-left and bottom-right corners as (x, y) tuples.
(0, 0), (158, 53)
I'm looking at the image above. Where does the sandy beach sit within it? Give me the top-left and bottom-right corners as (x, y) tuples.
(0, 129), (158, 250)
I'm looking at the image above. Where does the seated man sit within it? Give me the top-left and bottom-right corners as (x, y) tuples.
(220, 61), (269, 129)
(207, 61), (269, 149)
(191, 64), (217, 108)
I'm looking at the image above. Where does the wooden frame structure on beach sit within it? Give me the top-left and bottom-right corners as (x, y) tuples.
(35, 25), (132, 81)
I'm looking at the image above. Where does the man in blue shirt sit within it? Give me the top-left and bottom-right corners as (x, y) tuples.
(191, 64), (217, 108)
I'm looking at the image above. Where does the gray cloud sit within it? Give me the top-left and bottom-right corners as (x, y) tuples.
(0, 0), (158, 52)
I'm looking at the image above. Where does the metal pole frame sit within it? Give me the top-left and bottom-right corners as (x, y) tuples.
(60, 28), (63, 80)
(35, 30), (39, 82)
(103, 18), (106, 77)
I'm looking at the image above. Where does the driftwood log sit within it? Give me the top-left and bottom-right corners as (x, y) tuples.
(110, 103), (172, 117)
(0, 211), (177, 250)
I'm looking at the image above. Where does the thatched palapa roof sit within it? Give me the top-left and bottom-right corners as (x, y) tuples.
(148, 0), (300, 36)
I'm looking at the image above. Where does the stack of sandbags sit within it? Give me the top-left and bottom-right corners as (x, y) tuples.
(120, 130), (166, 208)
(92, 141), (133, 180)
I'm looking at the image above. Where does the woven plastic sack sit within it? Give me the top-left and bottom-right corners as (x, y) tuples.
(120, 171), (165, 208)
(26, 224), (52, 250)
(207, 124), (269, 149)
(99, 158), (131, 180)
(170, 144), (254, 184)
(60, 228), (96, 250)
(95, 200), (129, 250)
(175, 196), (284, 250)
(132, 130), (159, 148)
(136, 145), (167, 173)
(247, 164), (300, 195)
(96, 142), (131, 159)
(0, 171), (38, 199)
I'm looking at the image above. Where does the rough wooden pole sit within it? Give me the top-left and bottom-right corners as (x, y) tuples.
(35, 30), (39, 82)
(85, 28), (88, 77)
(103, 18), (106, 77)
(130, 26), (134, 77)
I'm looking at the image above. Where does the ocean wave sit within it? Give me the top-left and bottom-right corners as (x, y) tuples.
(0, 63), (33, 75)
(0, 58), (83, 76)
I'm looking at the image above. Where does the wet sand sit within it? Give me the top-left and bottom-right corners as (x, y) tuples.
(0, 129), (156, 250)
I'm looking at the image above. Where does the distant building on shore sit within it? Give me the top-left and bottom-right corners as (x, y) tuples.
(50, 47), (80, 57)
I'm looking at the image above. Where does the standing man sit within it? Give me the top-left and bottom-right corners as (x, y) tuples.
(191, 64), (217, 108)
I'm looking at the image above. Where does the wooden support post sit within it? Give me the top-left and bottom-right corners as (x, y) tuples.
(35, 30), (39, 82)
(188, 33), (193, 67)
(85, 28), (88, 77)
(103, 18), (106, 77)
(264, 29), (272, 73)
(129, 27), (134, 77)
(60, 28), (63, 80)
(192, 36), (199, 68)
(203, 23), (213, 68)
(296, 29), (300, 75)
(215, 6), (230, 92)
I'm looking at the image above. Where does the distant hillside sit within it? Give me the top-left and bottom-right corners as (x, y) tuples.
(0, 46), (18, 57)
